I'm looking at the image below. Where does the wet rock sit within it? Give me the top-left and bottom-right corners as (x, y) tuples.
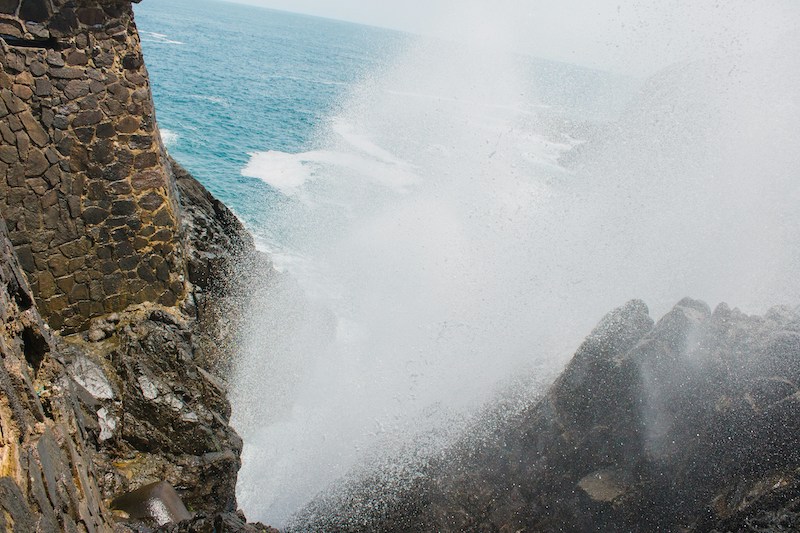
(172, 157), (256, 292)
(0, 479), (36, 533)
(112, 481), (192, 527)
(172, 157), (278, 373)
(55, 304), (245, 517)
(298, 300), (800, 532)
(97, 406), (117, 442)
(157, 511), (279, 533)
(578, 469), (628, 502)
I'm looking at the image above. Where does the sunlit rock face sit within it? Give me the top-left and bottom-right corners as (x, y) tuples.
(0, 2), (269, 529)
(0, 216), (117, 531)
(294, 298), (800, 532)
(0, 0), (186, 333)
(0, 211), (248, 529)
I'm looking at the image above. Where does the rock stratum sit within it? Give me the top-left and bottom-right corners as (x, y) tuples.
(1, 1), (798, 533)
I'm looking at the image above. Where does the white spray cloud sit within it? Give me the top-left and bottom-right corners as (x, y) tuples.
(230, 0), (800, 527)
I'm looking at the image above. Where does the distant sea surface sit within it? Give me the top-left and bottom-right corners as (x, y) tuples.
(134, 0), (407, 238)
(135, 0), (629, 250)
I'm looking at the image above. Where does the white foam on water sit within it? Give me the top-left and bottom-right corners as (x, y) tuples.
(159, 128), (179, 148)
(242, 150), (314, 194)
(242, 148), (419, 196)
(139, 30), (184, 45)
(242, 120), (420, 196)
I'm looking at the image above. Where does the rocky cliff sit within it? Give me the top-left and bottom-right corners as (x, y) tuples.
(3, 2), (798, 533)
(0, 0), (273, 530)
(295, 299), (800, 532)
(1, 0), (186, 334)
(0, 213), (116, 531)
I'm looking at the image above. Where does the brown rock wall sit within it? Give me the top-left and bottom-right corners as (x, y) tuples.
(0, 216), (116, 531)
(0, 1), (274, 530)
(0, 0), (185, 333)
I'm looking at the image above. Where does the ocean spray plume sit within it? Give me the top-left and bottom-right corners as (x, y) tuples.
(230, 2), (800, 527)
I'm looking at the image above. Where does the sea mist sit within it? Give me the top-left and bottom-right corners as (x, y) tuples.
(230, 2), (800, 526)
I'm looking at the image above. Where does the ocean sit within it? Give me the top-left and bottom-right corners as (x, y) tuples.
(134, 0), (410, 244)
(134, 0), (800, 527)
(135, 0), (630, 256)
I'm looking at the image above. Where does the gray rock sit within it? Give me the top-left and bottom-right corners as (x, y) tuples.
(295, 298), (800, 532)
(157, 511), (279, 533)
(67, 354), (113, 399)
(106, 309), (243, 515)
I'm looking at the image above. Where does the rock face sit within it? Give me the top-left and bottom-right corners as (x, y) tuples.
(0, 1), (270, 530)
(171, 157), (254, 296)
(0, 0), (186, 333)
(0, 217), (116, 531)
(172, 156), (274, 374)
(0, 207), (251, 530)
(296, 298), (800, 532)
(59, 303), (245, 519)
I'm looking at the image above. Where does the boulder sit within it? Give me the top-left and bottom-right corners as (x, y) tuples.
(111, 481), (192, 527)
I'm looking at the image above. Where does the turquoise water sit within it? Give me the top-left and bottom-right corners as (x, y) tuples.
(134, 0), (407, 232)
(135, 0), (631, 244)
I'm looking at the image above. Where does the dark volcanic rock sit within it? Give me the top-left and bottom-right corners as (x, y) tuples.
(156, 511), (279, 533)
(294, 298), (800, 532)
(114, 309), (243, 514)
(172, 156), (256, 293)
(51, 303), (245, 523)
(172, 156), (276, 375)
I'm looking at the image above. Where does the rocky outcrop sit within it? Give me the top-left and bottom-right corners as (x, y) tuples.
(172, 157), (274, 375)
(0, 216), (116, 531)
(295, 298), (800, 532)
(0, 205), (251, 530)
(1, 0), (186, 333)
(59, 303), (244, 519)
(0, 1), (271, 530)
(171, 157), (254, 296)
